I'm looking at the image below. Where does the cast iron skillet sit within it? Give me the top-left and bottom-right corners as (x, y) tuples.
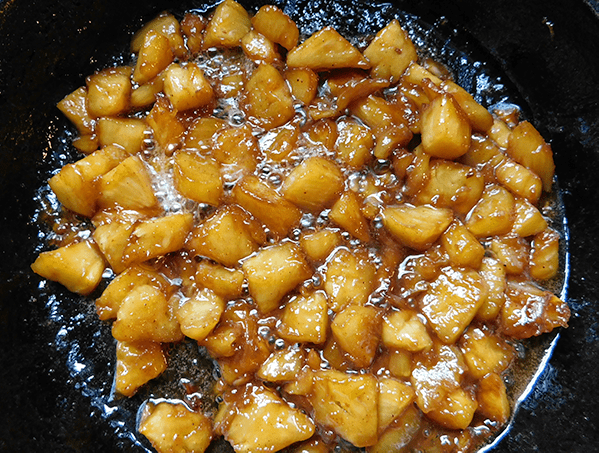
(1, 0), (599, 451)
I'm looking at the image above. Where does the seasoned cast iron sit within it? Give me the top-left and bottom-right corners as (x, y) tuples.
(1, 0), (599, 451)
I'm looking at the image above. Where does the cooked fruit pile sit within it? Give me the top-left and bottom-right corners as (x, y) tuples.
(31, 1), (570, 452)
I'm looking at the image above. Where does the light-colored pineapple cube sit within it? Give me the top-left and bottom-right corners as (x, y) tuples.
(186, 205), (264, 267)
(329, 191), (371, 243)
(86, 66), (132, 117)
(372, 123), (412, 160)
(57, 86), (94, 134)
(245, 63), (295, 130)
(112, 284), (183, 342)
(131, 12), (187, 58)
(287, 27), (370, 71)
(507, 121), (555, 191)
(31, 240), (105, 295)
(201, 323), (241, 358)
(241, 30), (281, 64)
(49, 144), (128, 217)
(183, 117), (227, 151)
(146, 96), (185, 153)
(349, 95), (406, 131)
(465, 184), (515, 238)
(72, 134), (98, 154)
(195, 260), (244, 300)
(368, 405), (421, 453)
(286, 68), (318, 105)
(242, 242), (311, 313)
(382, 309), (433, 352)
(460, 327), (514, 379)
(163, 62), (214, 111)
(420, 93), (472, 159)
(251, 5), (299, 50)
(299, 228), (342, 262)
(306, 118), (338, 150)
(530, 228), (560, 280)
(377, 377), (416, 432)
(332, 305), (381, 368)
(495, 158), (542, 204)
(490, 235), (529, 274)
(283, 366), (315, 396)
(257, 347), (304, 382)
(217, 73), (244, 99)
(381, 204), (453, 251)
(511, 197), (548, 237)
(180, 12), (206, 56)
(97, 117), (147, 155)
(98, 156), (159, 212)
(310, 370), (378, 447)
(441, 80), (493, 132)
(115, 341), (166, 397)
(401, 62), (443, 87)
(334, 77), (392, 114)
(281, 157), (344, 212)
(363, 19), (417, 82)
(489, 117), (512, 148)
(203, 0), (251, 48)
(92, 219), (136, 274)
(476, 257), (507, 321)
(131, 77), (164, 109)
(335, 119), (374, 168)
(388, 349), (413, 379)
(173, 151), (222, 206)
(421, 267), (487, 343)
(278, 290), (328, 344)
(259, 122), (300, 162)
(176, 288), (225, 341)
(132, 30), (174, 85)
(211, 125), (259, 180)
(426, 387), (477, 430)
(459, 135), (502, 168)
(232, 175), (302, 239)
(139, 402), (212, 453)
(290, 438), (329, 453)
(440, 220), (485, 269)
(324, 247), (376, 312)
(403, 145), (430, 195)
(476, 373), (510, 424)
(216, 384), (314, 453)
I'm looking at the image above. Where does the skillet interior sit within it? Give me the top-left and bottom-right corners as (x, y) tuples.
(1, 0), (599, 451)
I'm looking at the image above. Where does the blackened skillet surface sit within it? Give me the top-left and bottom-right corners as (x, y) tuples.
(1, 0), (598, 451)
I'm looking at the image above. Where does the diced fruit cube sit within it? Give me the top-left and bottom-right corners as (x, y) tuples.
(511, 197), (548, 237)
(286, 68), (318, 105)
(195, 261), (244, 300)
(251, 5), (299, 50)
(132, 30), (173, 85)
(115, 341), (166, 397)
(203, 0), (251, 48)
(377, 377), (416, 432)
(335, 119), (374, 169)
(86, 66), (132, 117)
(146, 96), (185, 153)
(245, 63), (295, 129)
(465, 184), (515, 238)
(278, 290), (328, 344)
(257, 347), (304, 382)
(490, 235), (529, 274)
(489, 117), (512, 148)
(131, 77), (164, 109)
(440, 220), (485, 269)
(368, 405), (421, 453)
(460, 328), (514, 379)
(329, 191), (371, 242)
(441, 80), (493, 132)
(331, 305), (381, 367)
(350, 95), (407, 131)
(426, 388), (477, 430)
(476, 257), (507, 321)
(173, 151), (222, 206)
(401, 62), (443, 87)
(387, 349), (413, 379)
(530, 228), (560, 280)
(241, 30), (281, 64)
(476, 373), (510, 424)
(259, 122), (300, 162)
(97, 117), (147, 155)
(131, 12), (186, 59)
(180, 12), (206, 56)
(299, 228), (342, 262)
(382, 309), (433, 352)
(57, 86), (94, 134)
(496, 158), (544, 204)
(92, 218), (137, 274)
(163, 62), (214, 111)
(183, 117), (227, 152)
(211, 125), (259, 181)
(176, 288), (225, 341)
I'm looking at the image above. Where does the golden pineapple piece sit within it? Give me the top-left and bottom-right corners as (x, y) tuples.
(324, 248), (376, 312)
(216, 384), (314, 453)
(465, 184), (515, 238)
(139, 402), (212, 453)
(251, 5), (299, 50)
(232, 175), (302, 239)
(460, 328), (514, 379)
(203, 0), (251, 49)
(402, 62), (443, 87)
(511, 197), (548, 237)
(299, 228), (342, 262)
(257, 347), (304, 382)
(86, 66), (132, 117)
(195, 261), (244, 300)
(500, 279), (570, 339)
(381, 204), (453, 251)
(372, 123), (412, 160)
(132, 30), (173, 85)
(131, 12), (187, 59)
(287, 27), (370, 71)
(112, 284), (183, 343)
(530, 228), (560, 280)
(441, 80), (494, 132)
(334, 77), (391, 113)
(368, 405), (421, 453)
(377, 377), (416, 432)
(115, 341), (166, 397)
(173, 151), (222, 206)
(218, 73), (244, 97)
(306, 118), (338, 150)
(186, 205), (263, 267)
(98, 156), (159, 212)
(92, 219), (136, 274)
(31, 240), (105, 296)
(181, 12), (206, 56)
(97, 117), (147, 155)
(459, 135), (502, 168)
(290, 438), (329, 453)
(489, 117), (512, 148)
(507, 121), (555, 191)
(382, 309), (433, 352)
(331, 305), (381, 368)
(212, 125), (259, 180)
(421, 267), (487, 343)
(176, 288), (225, 341)
(202, 323), (241, 358)
(476, 257), (507, 321)
(242, 242), (311, 313)
(426, 387), (477, 430)
(387, 349), (413, 379)
(286, 68), (318, 105)
(490, 234), (529, 274)
(476, 373), (510, 424)
(241, 30), (281, 64)
(146, 96), (185, 153)
(49, 145), (128, 218)
(335, 119), (375, 168)
(310, 370), (378, 447)
(414, 160), (485, 215)
(245, 63), (295, 130)
(281, 157), (344, 212)
(440, 220), (485, 269)
(420, 93), (472, 159)
(278, 290), (328, 344)
(403, 145), (431, 196)
(329, 191), (371, 243)
(72, 134), (98, 154)
(183, 117), (227, 151)
(162, 62), (214, 111)
(495, 158), (543, 204)
(350, 95), (407, 131)
(363, 19), (418, 82)
(131, 77), (164, 109)
(57, 86), (94, 135)
(259, 122), (300, 162)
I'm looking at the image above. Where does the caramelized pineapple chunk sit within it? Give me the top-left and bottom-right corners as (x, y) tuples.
(440, 220), (485, 269)
(131, 12), (186, 58)
(278, 291), (328, 344)
(196, 261), (244, 300)
(476, 257), (507, 321)
(329, 191), (371, 242)
(530, 228), (560, 280)
(496, 158), (543, 204)
(173, 151), (222, 206)
(93, 218), (137, 274)
(176, 288), (225, 341)
(86, 66), (132, 117)
(131, 77), (164, 109)
(241, 30), (281, 64)
(211, 125), (259, 180)
(251, 5), (299, 51)
(180, 12), (206, 56)
(465, 184), (515, 238)
(203, 0), (251, 48)
(476, 373), (510, 424)
(489, 117), (512, 148)
(139, 402), (212, 453)
(57, 86), (94, 135)
(31, 240), (105, 295)
(183, 117), (227, 152)
(287, 27), (370, 71)
(257, 347), (304, 382)
(377, 377), (416, 432)
(245, 63), (295, 129)
(382, 309), (433, 352)
(490, 234), (529, 274)
(299, 228), (342, 262)
(460, 328), (514, 379)
(259, 122), (300, 162)
(97, 117), (147, 155)
(335, 119), (375, 168)
(441, 80), (494, 132)
(426, 388), (477, 430)
(368, 405), (421, 453)
(146, 96), (185, 153)
(331, 305), (381, 367)
(115, 341), (167, 397)
(163, 62), (214, 111)
(132, 30), (173, 85)
(286, 68), (318, 105)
